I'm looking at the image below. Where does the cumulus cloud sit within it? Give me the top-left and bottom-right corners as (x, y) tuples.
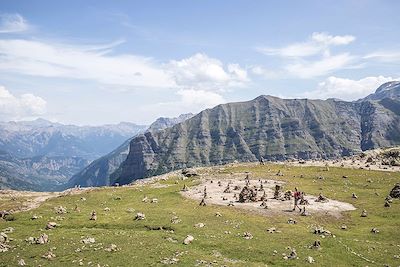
(166, 53), (248, 90)
(0, 86), (46, 121)
(0, 13), (29, 33)
(303, 76), (400, 100)
(257, 32), (355, 58)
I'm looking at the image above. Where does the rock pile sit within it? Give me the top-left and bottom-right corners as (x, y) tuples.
(389, 183), (400, 198)
(238, 186), (257, 203)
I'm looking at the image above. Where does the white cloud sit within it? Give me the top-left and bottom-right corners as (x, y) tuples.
(0, 39), (175, 88)
(0, 13), (29, 33)
(364, 51), (400, 63)
(137, 89), (226, 121)
(0, 39), (249, 91)
(257, 32), (355, 58)
(0, 86), (46, 121)
(303, 76), (400, 100)
(285, 53), (356, 78)
(166, 53), (248, 90)
(250, 65), (281, 79)
(254, 32), (358, 79)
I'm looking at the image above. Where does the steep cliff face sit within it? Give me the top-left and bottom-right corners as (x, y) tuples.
(67, 114), (194, 187)
(113, 94), (400, 185)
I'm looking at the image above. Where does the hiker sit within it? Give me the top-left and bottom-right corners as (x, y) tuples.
(293, 187), (301, 211)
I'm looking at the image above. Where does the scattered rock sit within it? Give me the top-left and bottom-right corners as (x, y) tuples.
(90, 210), (97, 221)
(171, 216), (181, 224)
(311, 240), (321, 249)
(315, 193), (329, 203)
(0, 232), (8, 243)
(352, 193), (358, 199)
(215, 212), (222, 217)
(389, 183), (400, 198)
(361, 209), (368, 217)
(371, 228), (379, 234)
(194, 223), (205, 228)
(313, 227), (331, 236)
(306, 256), (315, 264)
(135, 212), (146, 220)
(104, 207), (110, 212)
(267, 227), (281, 234)
(104, 244), (119, 252)
(341, 225), (347, 230)
(287, 218), (297, 224)
(243, 232), (253, 239)
(183, 235), (194, 245)
(42, 251), (56, 260)
(54, 206), (67, 214)
(36, 233), (49, 244)
(81, 237), (95, 244)
(46, 222), (58, 230)
(17, 259), (26, 266)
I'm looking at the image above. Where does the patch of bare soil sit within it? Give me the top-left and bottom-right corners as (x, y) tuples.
(0, 188), (91, 213)
(182, 178), (356, 218)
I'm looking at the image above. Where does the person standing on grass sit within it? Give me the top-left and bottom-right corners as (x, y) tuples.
(293, 187), (301, 211)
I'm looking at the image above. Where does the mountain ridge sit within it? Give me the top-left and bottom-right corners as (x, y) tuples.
(111, 83), (400, 185)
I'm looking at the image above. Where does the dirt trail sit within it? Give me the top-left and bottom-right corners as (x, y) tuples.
(182, 177), (356, 218)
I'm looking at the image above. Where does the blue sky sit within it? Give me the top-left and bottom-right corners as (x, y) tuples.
(0, 0), (399, 125)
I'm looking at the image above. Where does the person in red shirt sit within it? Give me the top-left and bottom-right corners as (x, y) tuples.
(293, 187), (301, 211)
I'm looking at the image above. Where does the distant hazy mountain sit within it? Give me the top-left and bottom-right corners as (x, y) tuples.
(112, 82), (400, 185)
(67, 113), (194, 187)
(0, 150), (87, 191)
(0, 119), (147, 160)
(0, 119), (147, 191)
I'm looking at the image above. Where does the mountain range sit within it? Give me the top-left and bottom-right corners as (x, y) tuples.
(110, 81), (400, 185)
(1, 82), (400, 191)
(0, 120), (147, 190)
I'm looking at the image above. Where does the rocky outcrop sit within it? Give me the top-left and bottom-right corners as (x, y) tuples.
(113, 88), (400, 185)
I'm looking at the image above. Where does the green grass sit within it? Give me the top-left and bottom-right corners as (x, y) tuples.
(0, 164), (399, 266)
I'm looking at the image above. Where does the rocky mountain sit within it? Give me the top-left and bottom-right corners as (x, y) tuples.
(360, 81), (400, 101)
(0, 119), (147, 160)
(67, 113), (194, 187)
(147, 113), (194, 132)
(112, 82), (400, 185)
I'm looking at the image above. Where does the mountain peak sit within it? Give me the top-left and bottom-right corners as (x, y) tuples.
(358, 81), (400, 102)
(375, 81), (400, 93)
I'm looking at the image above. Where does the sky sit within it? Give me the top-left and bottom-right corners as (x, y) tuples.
(0, 0), (399, 125)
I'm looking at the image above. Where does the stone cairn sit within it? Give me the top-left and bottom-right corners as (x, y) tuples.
(238, 186), (258, 203)
(223, 184), (232, 193)
(181, 184), (189, 192)
(389, 183), (400, 198)
(199, 186), (207, 206)
(315, 193), (329, 203)
(89, 210), (97, 221)
(273, 185), (283, 199)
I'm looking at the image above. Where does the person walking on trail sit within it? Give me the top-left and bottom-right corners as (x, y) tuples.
(293, 187), (301, 211)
